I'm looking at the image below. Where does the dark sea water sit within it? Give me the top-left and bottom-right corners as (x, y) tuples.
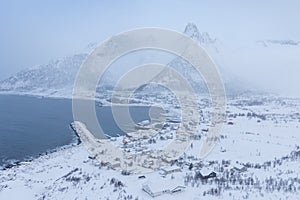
(0, 94), (151, 167)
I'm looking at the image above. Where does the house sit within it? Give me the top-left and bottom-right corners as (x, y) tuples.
(232, 164), (247, 173)
(160, 165), (182, 175)
(195, 171), (217, 180)
(142, 184), (170, 198)
(195, 168), (217, 180)
(227, 121), (234, 125)
(171, 186), (185, 194)
(202, 128), (209, 132)
(142, 181), (185, 198)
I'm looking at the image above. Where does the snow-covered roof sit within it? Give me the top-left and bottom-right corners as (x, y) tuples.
(160, 165), (181, 173)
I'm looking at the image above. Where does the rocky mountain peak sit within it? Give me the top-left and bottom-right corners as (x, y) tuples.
(184, 23), (216, 45)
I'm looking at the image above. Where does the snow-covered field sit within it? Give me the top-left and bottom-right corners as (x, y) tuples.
(0, 95), (300, 200)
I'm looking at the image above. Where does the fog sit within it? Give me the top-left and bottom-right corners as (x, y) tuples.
(0, 0), (299, 96)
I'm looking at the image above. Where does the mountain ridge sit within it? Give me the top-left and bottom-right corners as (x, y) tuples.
(0, 23), (257, 98)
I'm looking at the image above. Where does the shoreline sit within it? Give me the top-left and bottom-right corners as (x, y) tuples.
(0, 143), (80, 171)
(0, 93), (159, 172)
(0, 132), (80, 172)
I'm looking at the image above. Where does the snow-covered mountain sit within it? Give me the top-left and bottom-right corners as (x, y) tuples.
(258, 40), (300, 47)
(184, 23), (216, 45)
(0, 23), (255, 97)
(161, 23), (251, 95)
(0, 54), (86, 97)
(0, 53), (114, 98)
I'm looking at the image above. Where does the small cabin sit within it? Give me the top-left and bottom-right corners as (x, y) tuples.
(231, 164), (247, 173)
(160, 166), (182, 175)
(142, 182), (185, 198)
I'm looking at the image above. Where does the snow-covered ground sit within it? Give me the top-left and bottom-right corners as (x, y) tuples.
(0, 95), (300, 200)
(0, 97), (300, 200)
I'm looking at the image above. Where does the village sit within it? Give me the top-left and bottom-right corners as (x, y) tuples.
(0, 92), (300, 199)
(67, 92), (300, 199)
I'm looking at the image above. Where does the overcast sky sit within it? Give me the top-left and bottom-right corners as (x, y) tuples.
(0, 0), (300, 96)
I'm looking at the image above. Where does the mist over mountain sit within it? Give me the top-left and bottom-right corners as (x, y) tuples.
(258, 40), (300, 47)
(0, 23), (283, 98)
(0, 54), (86, 96)
(166, 23), (252, 95)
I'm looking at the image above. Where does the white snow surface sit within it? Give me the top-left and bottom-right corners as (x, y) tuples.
(0, 95), (300, 199)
